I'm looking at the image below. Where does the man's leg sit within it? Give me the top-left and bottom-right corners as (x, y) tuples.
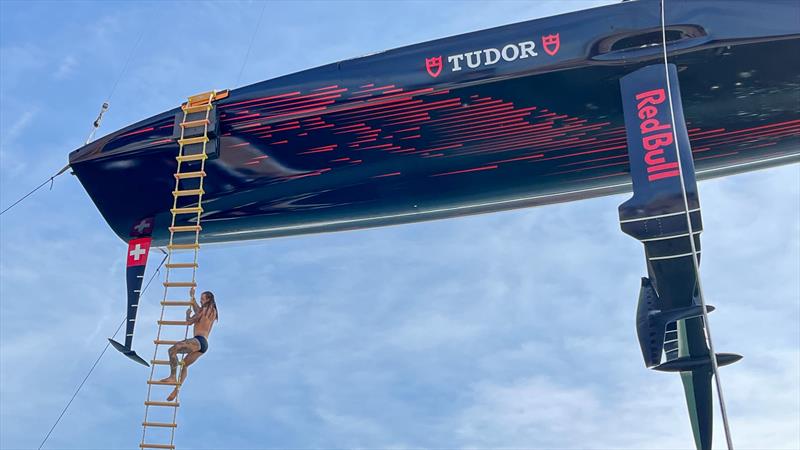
(166, 351), (202, 401)
(159, 339), (199, 383)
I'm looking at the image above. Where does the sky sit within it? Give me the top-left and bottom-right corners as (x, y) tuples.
(1, 1), (798, 449)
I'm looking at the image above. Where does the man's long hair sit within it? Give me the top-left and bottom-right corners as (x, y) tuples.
(202, 291), (218, 321)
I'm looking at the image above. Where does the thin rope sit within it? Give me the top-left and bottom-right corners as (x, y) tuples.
(83, 24), (146, 146)
(659, 1), (734, 448)
(234, 1), (267, 87)
(0, 164), (69, 217)
(37, 253), (168, 450)
(106, 30), (145, 104)
(4, 25), (148, 216)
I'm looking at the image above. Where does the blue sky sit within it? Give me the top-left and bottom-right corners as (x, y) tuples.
(1, 1), (798, 449)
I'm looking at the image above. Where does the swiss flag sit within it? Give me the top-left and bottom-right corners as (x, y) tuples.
(127, 237), (152, 267)
(130, 217), (154, 237)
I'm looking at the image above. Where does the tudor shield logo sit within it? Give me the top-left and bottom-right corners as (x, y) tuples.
(542, 33), (560, 56)
(426, 56), (443, 77)
(422, 32), (562, 77)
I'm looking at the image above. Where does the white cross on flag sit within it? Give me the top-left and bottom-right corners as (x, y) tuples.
(130, 217), (154, 236)
(127, 237), (152, 267)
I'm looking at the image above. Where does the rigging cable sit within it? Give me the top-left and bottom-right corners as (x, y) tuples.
(0, 164), (70, 217)
(84, 102), (110, 145)
(234, 1), (268, 87)
(37, 252), (168, 450)
(658, 0), (734, 448)
(85, 27), (145, 144)
(1, 27), (146, 217)
(105, 29), (145, 105)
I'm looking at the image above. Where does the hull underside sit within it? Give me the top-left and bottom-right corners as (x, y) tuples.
(69, 0), (800, 246)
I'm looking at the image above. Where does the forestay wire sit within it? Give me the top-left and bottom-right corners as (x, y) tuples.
(658, 0), (734, 448)
(234, 1), (268, 87)
(0, 24), (146, 217)
(85, 26), (145, 144)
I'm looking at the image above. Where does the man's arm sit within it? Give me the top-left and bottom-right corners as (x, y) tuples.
(186, 306), (200, 324)
(189, 287), (200, 313)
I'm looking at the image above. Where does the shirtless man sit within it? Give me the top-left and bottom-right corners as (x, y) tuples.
(160, 287), (218, 401)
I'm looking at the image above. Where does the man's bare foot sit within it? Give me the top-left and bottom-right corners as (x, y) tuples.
(166, 389), (178, 402)
(159, 376), (176, 384)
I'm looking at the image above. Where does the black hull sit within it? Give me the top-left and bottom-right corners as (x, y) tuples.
(69, 0), (800, 246)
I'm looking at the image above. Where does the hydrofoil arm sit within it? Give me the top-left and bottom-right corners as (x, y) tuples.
(108, 217), (156, 367)
(618, 63), (741, 450)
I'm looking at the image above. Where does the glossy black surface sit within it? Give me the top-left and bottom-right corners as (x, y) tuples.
(620, 63), (714, 450)
(69, 0), (800, 245)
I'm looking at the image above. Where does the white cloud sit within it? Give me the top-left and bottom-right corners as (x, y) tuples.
(53, 55), (77, 80)
(454, 375), (691, 449)
(0, 109), (36, 147)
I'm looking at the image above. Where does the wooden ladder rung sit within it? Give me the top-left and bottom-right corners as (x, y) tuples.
(182, 103), (211, 114)
(181, 118), (210, 128)
(165, 263), (198, 269)
(179, 136), (209, 146)
(141, 91), (217, 443)
(176, 153), (207, 163)
(140, 444), (175, 450)
(163, 281), (196, 287)
(158, 320), (190, 326)
(145, 400), (180, 407)
(161, 300), (194, 306)
(147, 380), (180, 386)
(173, 188), (204, 197)
(166, 243), (200, 251)
(169, 225), (202, 233)
(174, 170), (206, 180)
(171, 206), (203, 214)
(143, 421), (177, 428)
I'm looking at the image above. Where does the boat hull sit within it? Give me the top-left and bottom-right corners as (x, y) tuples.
(68, 0), (800, 245)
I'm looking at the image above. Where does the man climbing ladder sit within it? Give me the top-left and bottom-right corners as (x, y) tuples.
(160, 287), (218, 401)
(140, 89), (225, 450)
